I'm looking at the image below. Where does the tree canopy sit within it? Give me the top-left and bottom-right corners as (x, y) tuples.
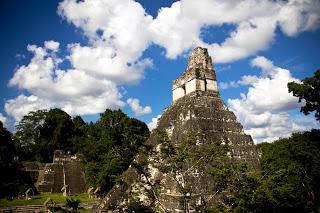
(0, 121), (34, 198)
(14, 109), (47, 161)
(288, 70), (320, 121)
(0, 121), (17, 198)
(117, 129), (320, 212)
(0, 121), (15, 170)
(6, 105), (320, 212)
(78, 109), (150, 194)
(13, 108), (150, 195)
(14, 108), (75, 162)
(256, 129), (320, 212)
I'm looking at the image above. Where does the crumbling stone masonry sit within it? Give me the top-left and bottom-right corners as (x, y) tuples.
(95, 47), (260, 212)
(172, 47), (218, 102)
(35, 150), (86, 195)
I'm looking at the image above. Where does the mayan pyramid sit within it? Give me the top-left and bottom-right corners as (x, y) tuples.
(95, 47), (260, 212)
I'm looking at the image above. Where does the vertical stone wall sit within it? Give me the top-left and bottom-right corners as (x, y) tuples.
(35, 150), (85, 195)
(172, 87), (185, 102)
(65, 161), (86, 194)
(206, 79), (218, 91)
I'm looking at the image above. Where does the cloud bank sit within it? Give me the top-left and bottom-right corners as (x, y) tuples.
(6, 42), (127, 122)
(4, 0), (320, 126)
(227, 56), (317, 143)
(59, 0), (320, 62)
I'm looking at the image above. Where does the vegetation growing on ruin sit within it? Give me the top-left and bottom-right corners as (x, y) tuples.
(0, 109), (150, 198)
(209, 129), (320, 212)
(118, 130), (320, 212)
(1, 106), (320, 211)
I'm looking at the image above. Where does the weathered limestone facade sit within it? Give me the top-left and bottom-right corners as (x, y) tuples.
(35, 150), (86, 195)
(95, 47), (260, 212)
(172, 47), (218, 102)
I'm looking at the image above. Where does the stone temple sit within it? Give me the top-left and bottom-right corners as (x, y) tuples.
(24, 150), (86, 196)
(164, 47), (260, 168)
(95, 47), (260, 212)
(172, 47), (218, 102)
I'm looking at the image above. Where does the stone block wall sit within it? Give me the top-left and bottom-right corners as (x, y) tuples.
(35, 151), (85, 195)
(65, 161), (86, 194)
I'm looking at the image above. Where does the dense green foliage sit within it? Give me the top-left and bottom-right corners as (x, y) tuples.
(0, 121), (15, 172)
(223, 129), (320, 213)
(65, 197), (80, 212)
(126, 130), (320, 212)
(75, 109), (150, 194)
(256, 129), (320, 212)
(2, 105), (320, 212)
(288, 70), (320, 121)
(14, 109), (47, 161)
(12, 108), (150, 195)
(0, 121), (19, 198)
(0, 121), (35, 198)
(14, 109), (75, 162)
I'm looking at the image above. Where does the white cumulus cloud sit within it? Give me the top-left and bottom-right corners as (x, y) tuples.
(68, 44), (152, 84)
(5, 95), (52, 122)
(58, 0), (153, 61)
(227, 56), (317, 143)
(6, 41), (125, 122)
(5, 0), (320, 124)
(219, 75), (260, 90)
(127, 98), (152, 116)
(44, 40), (60, 52)
(58, 0), (320, 63)
(246, 57), (301, 112)
(151, 0), (320, 62)
(147, 114), (162, 131)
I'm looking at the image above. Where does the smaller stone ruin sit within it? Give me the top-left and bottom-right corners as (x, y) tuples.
(35, 150), (86, 195)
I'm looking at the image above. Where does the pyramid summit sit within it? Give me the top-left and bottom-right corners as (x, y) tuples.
(95, 47), (260, 212)
(187, 47), (213, 70)
(159, 47), (260, 171)
(173, 47), (217, 102)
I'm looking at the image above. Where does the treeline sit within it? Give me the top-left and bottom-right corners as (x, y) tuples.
(1, 108), (320, 212)
(124, 130), (320, 212)
(0, 108), (150, 198)
(224, 129), (320, 212)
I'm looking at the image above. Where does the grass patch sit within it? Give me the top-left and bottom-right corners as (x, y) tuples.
(0, 193), (95, 207)
(54, 209), (90, 213)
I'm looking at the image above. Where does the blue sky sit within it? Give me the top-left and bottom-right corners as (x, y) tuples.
(0, 0), (319, 143)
